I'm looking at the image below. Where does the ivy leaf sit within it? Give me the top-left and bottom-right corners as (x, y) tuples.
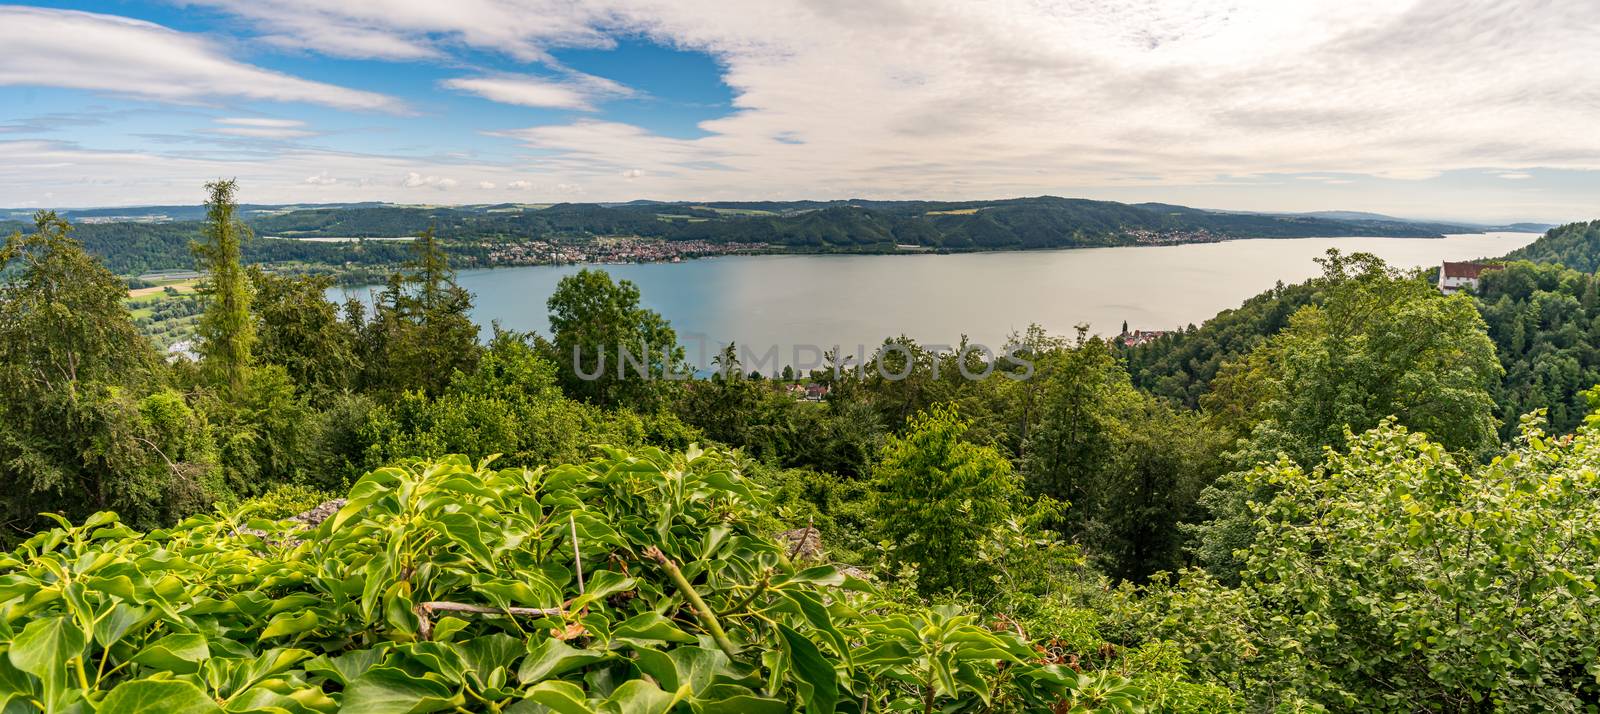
(693, 694), (790, 714)
(99, 679), (220, 714)
(92, 602), (150, 648)
(341, 666), (462, 714)
(600, 679), (687, 714)
(518, 680), (595, 714)
(518, 638), (609, 683)
(131, 633), (212, 673)
(259, 610), (319, 640)
(778, 624), (838, 714)
(611, 612), (696, 643)
(7, 615), (85, 707)
(565, 570), (636, 613)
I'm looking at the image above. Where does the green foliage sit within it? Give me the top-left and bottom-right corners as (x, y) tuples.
(870, 406), (1023, 596)
(237, 484), (341, 520)
(1192, 252), (1503, 579)
(0, 448), (1110, 713)
(0, 212), (211, 534)
(1122, 280), (1320, 408)
(1474, 260), (1600, 438)
(1502, 219), (1600, 272)
(1026, 331), (1228, 581)
(354, 229), (480, 396)
(250, 268), (360, 398)
(351, 332), (695, 481)
(1149, 415), (1600, 710)
(545, 269), (685, 410)
(193, 179), (257, 394)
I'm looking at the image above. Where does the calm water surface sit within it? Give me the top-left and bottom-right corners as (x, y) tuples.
(333, 233), (1537, 367)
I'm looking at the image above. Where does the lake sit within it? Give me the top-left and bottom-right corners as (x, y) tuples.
(332, 232), (1538, 369)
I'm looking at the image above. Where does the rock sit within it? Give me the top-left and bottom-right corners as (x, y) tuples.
(288, 499), (346, 528)
(780, 526), (822, 561)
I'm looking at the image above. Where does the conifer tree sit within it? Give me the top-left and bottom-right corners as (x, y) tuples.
(192, 179), (255, 393)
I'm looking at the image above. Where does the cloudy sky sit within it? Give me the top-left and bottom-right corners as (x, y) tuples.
(0, 0), (1595, 222)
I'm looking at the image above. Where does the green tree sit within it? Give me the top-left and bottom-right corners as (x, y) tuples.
(191, 179), (255, 393)
(0, 212), (213, 532)
(356, 228), (480, 395)
(871, 405), (1020, 595)
(250, 268), (359, 397)
(545, 268), (685, 409)
(1193, 250), (1502, 579)
(1150, 408), (1600, 710)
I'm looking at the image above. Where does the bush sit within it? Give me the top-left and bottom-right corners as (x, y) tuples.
(0, 447), (1137, 712)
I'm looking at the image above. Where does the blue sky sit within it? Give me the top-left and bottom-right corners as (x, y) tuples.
(0, 0), (1597, 223)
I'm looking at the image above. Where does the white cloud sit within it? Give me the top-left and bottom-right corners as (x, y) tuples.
(507, 180), (532, 190)
(402, 171), (458, 189)
(304, 173), (338, 185)
(1496, 172), (1534, 180)
(443, 72), (632, 110)
(621, 169), (643, 179)
(0, 7), (405, 112)
(478, 180), (496, 189)
(207, 117), (315, 139)
(7, 0), (1600, 221)
(217, 118), (305, 128)
(178, 0), (613, 61)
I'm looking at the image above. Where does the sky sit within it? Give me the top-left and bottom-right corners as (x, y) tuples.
(0, 0), (1596, 223)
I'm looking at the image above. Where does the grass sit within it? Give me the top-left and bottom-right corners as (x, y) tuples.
(925, 208), (982, 216)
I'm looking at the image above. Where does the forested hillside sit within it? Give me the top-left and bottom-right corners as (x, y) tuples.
(1126, 219), (1600, 438)
(4, 185), (1600, 711)
(1503, 219), (1600, 271)
(6, 196), (1538, 278)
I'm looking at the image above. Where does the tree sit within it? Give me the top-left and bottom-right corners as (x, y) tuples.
(1193, 251), (1502, 579)
(545, 268), (684, 409)
(356, 228), (480, 395)
(192, 179), (255, 393)
(0, 212), (212, 532)
(1024, 329), (1226, 580)
(1152, 409), (1600, 709)
(871, 405), (1020, 595)
(250, 268), (359, 397)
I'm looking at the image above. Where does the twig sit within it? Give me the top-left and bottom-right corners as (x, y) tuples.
(645, 546), (739, 658)
(570, 514), (585, 596)
(413, 601), (566, 641)
(787, 515), (815, 561)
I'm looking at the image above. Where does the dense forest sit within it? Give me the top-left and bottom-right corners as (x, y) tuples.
(3, 183), (1600, 711)
(3, 197), (1550, 278)
(1503, 219), (1600, 272)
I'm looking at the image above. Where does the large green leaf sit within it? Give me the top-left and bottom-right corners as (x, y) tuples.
(7, 615), (85, 708)
(98, 679), (220, 714)
(518, 639), (609, 683)
(132, 633), (212, 673)
(599, 679), (687, 714)
(778, 624), (838, 714)
(91, 603), (150, 648)
(517, 680), (595, 714)
(341, 666), (462, 714)
(258, 611), (319, 640)
(610, 613), (696, 644)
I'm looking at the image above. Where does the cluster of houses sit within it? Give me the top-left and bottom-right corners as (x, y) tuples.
(1118, 329), (1170, 347)
(483, 237), (767, 266)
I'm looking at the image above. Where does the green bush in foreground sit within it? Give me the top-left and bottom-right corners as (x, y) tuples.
(0, 446), (1126, 713)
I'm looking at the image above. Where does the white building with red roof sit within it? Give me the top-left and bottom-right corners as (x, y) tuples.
(1438, 261), (1499, 295)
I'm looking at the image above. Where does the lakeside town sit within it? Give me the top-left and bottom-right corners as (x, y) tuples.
(479, 236), (771, 266)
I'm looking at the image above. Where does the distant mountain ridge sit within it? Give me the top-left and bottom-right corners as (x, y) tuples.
(1, 196), (1559, 276)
